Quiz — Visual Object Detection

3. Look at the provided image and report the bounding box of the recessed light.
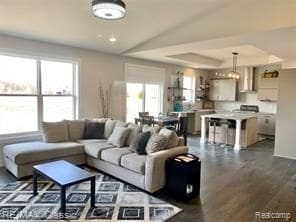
[97,34,103,38]
[109,37,117,42]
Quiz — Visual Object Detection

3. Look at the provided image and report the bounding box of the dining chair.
[176,116,189,146]
[142,115,155,126]
[138,112,149,118]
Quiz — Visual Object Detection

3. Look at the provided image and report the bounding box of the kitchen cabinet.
[258,75,279,101]
[257,114,276,136]
[209,79,237,101]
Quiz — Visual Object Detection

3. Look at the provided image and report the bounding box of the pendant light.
[228,52,240,79]
[92,0,126,20]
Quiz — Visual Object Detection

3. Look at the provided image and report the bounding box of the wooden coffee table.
[32,160,96,215]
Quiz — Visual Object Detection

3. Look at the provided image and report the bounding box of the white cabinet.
[209,79,237,101]
[257,114,276,136]
[258,76,279,101]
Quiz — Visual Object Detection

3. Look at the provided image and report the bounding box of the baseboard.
[273,154,296,161]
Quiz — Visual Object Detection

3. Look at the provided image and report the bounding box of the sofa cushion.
[145,134,168,154]
[84,142,115,159]
[107,127,130,147]
[129,131,151,155]
[83,121,105,139]
[121,153,146,175]
[3,142,84,165]
[68,120,85,141]
[126,123,142,146]
[101,148,131,165]
[42,121,69,143]
[142,125,161,134]
[159,128,179,148]
[104,119,117,139]
[77,139,108,144]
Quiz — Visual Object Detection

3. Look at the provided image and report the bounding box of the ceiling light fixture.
[216,52,240,80]
[109,36,117,42]
[92,0,126,20]
[228,52,240,80]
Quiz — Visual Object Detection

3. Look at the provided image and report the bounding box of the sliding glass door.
[126,82,162,122]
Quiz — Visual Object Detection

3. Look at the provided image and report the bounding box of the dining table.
[134,116,179,127]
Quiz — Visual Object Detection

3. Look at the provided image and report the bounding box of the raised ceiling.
[1,0,296,68]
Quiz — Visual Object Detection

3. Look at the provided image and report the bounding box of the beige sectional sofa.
[3,119,188,193]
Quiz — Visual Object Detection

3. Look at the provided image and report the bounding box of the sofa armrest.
[145,146,188,193]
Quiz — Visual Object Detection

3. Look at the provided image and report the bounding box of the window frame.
[0,52,79,138]
[126,81,163,122]
[183,75,195,103]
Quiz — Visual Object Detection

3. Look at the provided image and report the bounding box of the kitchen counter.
[200,113,258,149]
[201,113,257,121]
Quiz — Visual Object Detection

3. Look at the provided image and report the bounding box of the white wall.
[208,65,279,113]
[274,69,296,160]
[0,34,202,166]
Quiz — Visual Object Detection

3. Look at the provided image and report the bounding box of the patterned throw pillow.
[129,131,151,155]
[145,134,168,154]
[142,125,161,134]
[159,128,179,148]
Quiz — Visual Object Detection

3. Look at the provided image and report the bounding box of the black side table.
[165,153,201,201]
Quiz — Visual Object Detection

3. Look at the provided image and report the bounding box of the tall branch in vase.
[99,82,112,118]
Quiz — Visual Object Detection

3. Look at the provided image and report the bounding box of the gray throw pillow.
[142,124,161,134]
[126,123,143,146]
[129,131,151,155]
[42,121,69,143]
[104,119,117,139]
[159,128,179,148]
[107,126,130,147]
[83,121,105,139]
[68,120,85,141]
[145,134,168,154]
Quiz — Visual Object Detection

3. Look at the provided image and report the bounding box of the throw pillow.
[159,128,179,148]
[42,121,69,143]
[83,121,105,139]
[142,124,161,134]
[104,119,117,139]
[107,126,130,147]
[68,120,86,141]
[129,131,151,155]
[115,121,128,128]
[126,123,143,146]
[145,134,168,154]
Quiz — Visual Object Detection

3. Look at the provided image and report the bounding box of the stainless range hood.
[240,67,256,93]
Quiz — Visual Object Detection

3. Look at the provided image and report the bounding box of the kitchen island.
[200,113,258,149]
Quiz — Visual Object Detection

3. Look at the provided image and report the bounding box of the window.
[183,75,195,102]
[0,53,78,136]
[126,83,162,122]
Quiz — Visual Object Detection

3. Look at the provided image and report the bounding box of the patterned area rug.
[0,168,182,221]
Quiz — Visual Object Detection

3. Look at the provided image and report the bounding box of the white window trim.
[0,51,79,139]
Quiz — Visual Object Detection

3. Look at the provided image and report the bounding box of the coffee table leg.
[60,186,66,215]
[90,177,95,208]
[33,170,38,196]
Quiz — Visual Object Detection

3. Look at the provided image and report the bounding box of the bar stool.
[220,120,233,148]
[208,118,220,144]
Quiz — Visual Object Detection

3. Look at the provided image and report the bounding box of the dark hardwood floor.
[158,137,296,222]
[0,137,295,222]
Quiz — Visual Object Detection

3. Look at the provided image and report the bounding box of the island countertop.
[201,113,257,121]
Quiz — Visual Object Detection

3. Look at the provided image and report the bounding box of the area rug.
[0,168,182,221]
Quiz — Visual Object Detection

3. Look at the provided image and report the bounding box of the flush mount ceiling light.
[92,0,126,20]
